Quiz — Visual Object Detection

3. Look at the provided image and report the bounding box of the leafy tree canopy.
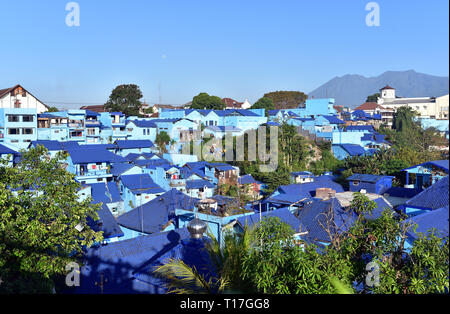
[263,91,307,109]
[0,146,103,293]
[104,84,143,117]
[366,93,380,103]
[47,106,59,112]
[250,97,275,113]
[190,93,225,110]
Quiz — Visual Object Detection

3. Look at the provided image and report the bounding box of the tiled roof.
[354,102,383,111]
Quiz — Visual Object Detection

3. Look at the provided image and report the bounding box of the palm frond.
[153,258,212,294]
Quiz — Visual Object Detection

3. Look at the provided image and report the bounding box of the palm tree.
[152,226,255,294]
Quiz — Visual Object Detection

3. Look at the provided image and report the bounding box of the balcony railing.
[169,179,186,187]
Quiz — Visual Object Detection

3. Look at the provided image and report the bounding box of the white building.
[0,84,48,114]
[377,85,449,119]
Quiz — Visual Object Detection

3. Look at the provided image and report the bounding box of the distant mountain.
[308,70,449,108]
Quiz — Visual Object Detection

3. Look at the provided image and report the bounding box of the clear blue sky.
[0,0,448,109]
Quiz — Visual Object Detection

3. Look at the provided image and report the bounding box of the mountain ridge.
[308,70,449,108]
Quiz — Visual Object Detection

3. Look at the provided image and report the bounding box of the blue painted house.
[66,147,126,184]
[0,108,38,150]
[36,112,69,141]
[402,160,449,189]
[114,140,155,156]
[118,173,165,211]
[347,174,394,195]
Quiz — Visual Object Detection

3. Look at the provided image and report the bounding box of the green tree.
[366,93,380,103]
[104,84,143,117]
[190,93,225,110]
[47,106,59,112]
[155,131,171,153]
[251,97,275,114]
[0,146,103,293]
[263,91,307,109]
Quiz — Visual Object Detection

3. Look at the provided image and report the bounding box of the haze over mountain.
[308,70,449,108]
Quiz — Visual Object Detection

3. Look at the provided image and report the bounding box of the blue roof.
[0,144,18,155]
[120,174,164,193]
[117,189,199,234]
[75,228,215,294]
[130,120,157,128]
[322,115,345,124]
[110,112,125,116]
[347,173,394,183]
[236,207,304,233]
[186,179,214,190]
[402,160,449,173]
[110,162,138,176]
[68,148,126,164]
[340,144,366,157]
[406,206,449,241]
[384,187,423,198]
[238,174,257,185]
[265,176,344,205]
[31,140,65,151]
[265,121,281,126]
[115,140,154,149]
[295,199,354,243]
[405,176,449,210]
[88,183,124,238]
[209,163,235,171]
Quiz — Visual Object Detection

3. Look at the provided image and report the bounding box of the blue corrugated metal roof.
[347,173,394,183]
[68,148,126,164]
[117,189,199,234]
[405,176,449,210]
[120,174,163,192]
[115,140,154,149]
[129,120,157,128]
[340,144,366,157]
[75,228,205,294]
[406,205,449,241]
[186,179,214,189]
[238,174,257,185]
[322,115,345,124]
[110,162,137,176]
[0,144,18,155]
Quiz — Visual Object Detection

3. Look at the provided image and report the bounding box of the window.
[7,115,19,122]
[22,128,34,135]
[7,128,20,135]
[143,129,146,135]
[353,181,360,186]
[22,115,34,122]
